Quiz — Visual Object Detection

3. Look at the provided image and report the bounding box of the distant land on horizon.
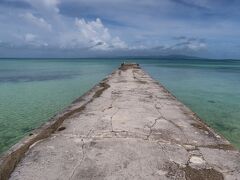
[0,55,239,61]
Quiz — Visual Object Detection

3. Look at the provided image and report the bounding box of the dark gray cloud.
[149,36,207,56]
[170,0,209,10]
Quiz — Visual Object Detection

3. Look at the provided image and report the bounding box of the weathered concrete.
[2,63,240,179]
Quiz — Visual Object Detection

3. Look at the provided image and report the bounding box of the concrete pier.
[1,64,240,180]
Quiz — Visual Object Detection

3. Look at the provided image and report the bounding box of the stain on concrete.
[93,82,110,99]
[199,144,235,151]
[183,166,224,180]
[57,127,66,131]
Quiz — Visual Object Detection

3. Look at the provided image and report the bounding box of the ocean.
[0,58,239,153]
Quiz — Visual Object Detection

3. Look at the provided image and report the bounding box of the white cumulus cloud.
[75,18,127,50]
[60,18,127,50]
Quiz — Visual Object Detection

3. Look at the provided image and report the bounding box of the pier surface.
[3,64,240,179]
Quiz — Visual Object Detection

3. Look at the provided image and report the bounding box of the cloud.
[170,0,209,10]
[25,0,60,13]
[0,0,240,58]
[0,40,13,48]
[132,36,207,52]
[170,36,207,51]
[15,1,127,51]
[0,0,31,8]
[24,33,36,42]
[20,33,48,47]
[146,36,207,57]
[170,41,206,51]
[59,18,127,50]
[20,12,52,31]
[42,0,60,7]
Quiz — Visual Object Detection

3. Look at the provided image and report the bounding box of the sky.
[0,0,240,58]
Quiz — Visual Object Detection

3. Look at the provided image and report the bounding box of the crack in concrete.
[69,128,94,180]
[55,131,149,141]
[69,138,85,180]
[154,103,182,130]
[145,117,162,140]
[110,108,120,132]
[154,103,190,144]
[102,93,119,113]
[157,142,168,160]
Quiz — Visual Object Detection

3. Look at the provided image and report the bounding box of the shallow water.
[0,58,239,153]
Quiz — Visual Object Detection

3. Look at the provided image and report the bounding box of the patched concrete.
[5,63,240,179]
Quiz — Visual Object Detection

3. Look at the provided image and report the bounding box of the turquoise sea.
[0,58,239,153]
